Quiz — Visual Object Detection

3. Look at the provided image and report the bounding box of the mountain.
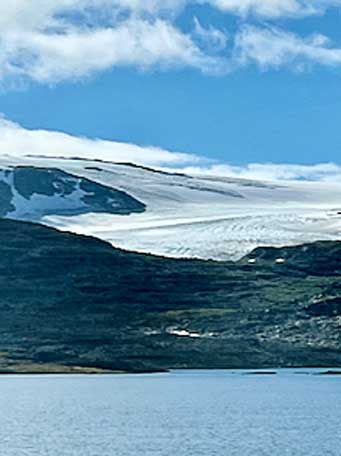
[0,165,145,219]
[0,155,340,260]
[0,218,340,373]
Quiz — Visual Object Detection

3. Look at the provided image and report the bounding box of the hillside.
[0,219,340,373]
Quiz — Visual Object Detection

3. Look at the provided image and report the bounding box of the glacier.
[0,155,340,261]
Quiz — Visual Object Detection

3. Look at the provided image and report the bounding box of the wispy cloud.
[235,25,341,70]
[115,0,341,18]
[207,0,319,18]
[0,116,340,182]
[193,17,228,52]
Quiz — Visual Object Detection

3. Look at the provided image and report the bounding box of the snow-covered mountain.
[0,165,145,219]
[0,155,340,260]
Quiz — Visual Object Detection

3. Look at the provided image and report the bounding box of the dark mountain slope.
[0,219,340,373]
[0,166,145,218]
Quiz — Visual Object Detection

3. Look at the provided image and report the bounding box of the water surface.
[1,369,340,455]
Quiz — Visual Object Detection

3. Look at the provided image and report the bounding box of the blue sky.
[1,1,341,179]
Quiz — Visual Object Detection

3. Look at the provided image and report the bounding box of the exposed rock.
[0,166,146,219]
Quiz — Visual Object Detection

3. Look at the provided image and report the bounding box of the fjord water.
[1,370,340,456]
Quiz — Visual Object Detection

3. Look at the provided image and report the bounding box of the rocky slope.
[0,166,145,219]
[0,219,340,373]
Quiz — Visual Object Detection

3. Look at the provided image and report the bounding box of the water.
[0,369,340,456]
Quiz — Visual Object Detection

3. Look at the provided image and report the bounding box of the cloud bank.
[182,163,341,182]
[1,1,341,85]
[0,116,340,182]
[0,117,200,167]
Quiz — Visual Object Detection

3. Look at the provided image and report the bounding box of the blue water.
[0,369,340,456]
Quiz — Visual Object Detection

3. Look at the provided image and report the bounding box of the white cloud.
[0,117,340,182]
[0,117,202,167]
[15,19,226,83]
[181,162,341,182]
[1,20,226,84]
[0,1,228,85]
[111,0,188,14]
[207,0,314,18]
[2,0,341,86]
[235,25,341,70]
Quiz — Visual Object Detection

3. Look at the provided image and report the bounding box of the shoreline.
[0,363,168,375]
[0,364,341,376]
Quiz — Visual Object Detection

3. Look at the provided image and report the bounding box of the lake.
[0,369,340,455]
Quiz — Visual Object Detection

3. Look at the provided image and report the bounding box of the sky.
[1,1,341,181]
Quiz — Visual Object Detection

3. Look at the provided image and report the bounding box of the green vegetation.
[0,219,340,373]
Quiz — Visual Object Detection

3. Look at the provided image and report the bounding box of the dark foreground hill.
[0,219,340,373]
